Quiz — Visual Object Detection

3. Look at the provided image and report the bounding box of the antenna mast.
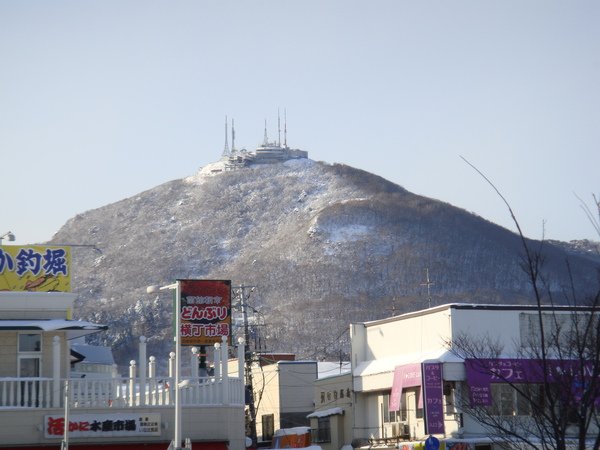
[420,268,435,308]
[277,110,281,147]
[222,116,230,157]
[284,109,288,148]
[231,118,236,152]
[263,120,268,146]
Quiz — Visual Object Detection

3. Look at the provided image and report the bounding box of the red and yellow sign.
[179,279,231,346]
[0,245,71,292]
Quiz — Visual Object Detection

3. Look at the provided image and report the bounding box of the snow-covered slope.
[50,160,600,371]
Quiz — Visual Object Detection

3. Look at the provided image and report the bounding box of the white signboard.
[44,413,161,438]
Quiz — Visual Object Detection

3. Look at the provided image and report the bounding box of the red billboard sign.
[179,279,231,346]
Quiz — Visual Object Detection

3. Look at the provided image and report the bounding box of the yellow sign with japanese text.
[0,245,71,292]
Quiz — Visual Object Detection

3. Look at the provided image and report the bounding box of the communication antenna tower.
[222,116,230,157]
[263,120,268,146]
[231,118,236,152]
[284,109,288,148]
[277,110,281,147]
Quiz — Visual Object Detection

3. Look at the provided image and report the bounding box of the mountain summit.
[50,158,600,370]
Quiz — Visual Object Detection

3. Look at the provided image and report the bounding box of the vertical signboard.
[179,279,231,346]
[422,362,445,435]
[0,245,71,292]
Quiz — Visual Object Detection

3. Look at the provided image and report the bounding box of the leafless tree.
[449,158,600,450]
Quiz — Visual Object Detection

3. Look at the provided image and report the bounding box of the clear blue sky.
[1,1,599,246]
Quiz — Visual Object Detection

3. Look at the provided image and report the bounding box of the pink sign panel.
[389,363,422,411]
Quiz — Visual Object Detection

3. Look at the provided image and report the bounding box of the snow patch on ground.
[328,224,371,243]
[283,158,314,169]
[185,160,228,183]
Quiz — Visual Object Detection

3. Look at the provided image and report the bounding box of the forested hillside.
[50,159,600,372]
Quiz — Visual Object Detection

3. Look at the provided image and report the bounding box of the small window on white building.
[18,333,42,378]
[489,383,541,416]
[19,333,41,352]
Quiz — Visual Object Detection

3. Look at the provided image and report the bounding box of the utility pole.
[420,268,435,308]
[233,284,258,447]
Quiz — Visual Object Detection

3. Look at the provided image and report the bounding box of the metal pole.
[174,280,182,450]
[61,380,69,450]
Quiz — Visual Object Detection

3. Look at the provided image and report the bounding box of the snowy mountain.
[50,159,600,372]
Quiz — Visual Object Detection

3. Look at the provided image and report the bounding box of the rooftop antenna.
[284,109,288,148]
[222,116,230,157]
[420,268,435,308]
[231,118,236,152]
[277,109,281,147]
[263,119,268,146]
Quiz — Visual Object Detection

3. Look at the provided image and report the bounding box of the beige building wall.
[311,372,353,450]
[252,361,317,444]
[253,362,281,443]
[0,331,70,378]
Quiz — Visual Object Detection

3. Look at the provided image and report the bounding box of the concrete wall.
[278,362,317,414]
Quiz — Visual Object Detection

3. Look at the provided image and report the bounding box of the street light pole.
[147,281,181,450]
[0,231,15,245]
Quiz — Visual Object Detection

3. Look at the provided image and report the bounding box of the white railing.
[0,377,55,408]
[0,376,244,410]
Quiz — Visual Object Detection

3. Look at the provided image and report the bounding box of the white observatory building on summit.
[221,113,308,169]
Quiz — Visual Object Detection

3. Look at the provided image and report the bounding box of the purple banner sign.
[423,362,445,435]
[465,358,598,407]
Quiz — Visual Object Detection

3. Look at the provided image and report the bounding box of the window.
[17,333,42,407]
[383,392,410,423]
[489,383,542,416]
[261,414,274,441]
[19,334,41,352]
[311,417,331,443]
[18,333,41,378]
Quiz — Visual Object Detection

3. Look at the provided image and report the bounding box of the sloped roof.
[307,407,344,419]
[70,343,115,365]
[0,319,107,339]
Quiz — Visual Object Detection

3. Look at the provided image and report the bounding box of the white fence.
[0,376,244,409]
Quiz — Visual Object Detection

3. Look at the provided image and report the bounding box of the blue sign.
[425,435,440,450]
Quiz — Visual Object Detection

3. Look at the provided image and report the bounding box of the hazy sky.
[1,1,598,246]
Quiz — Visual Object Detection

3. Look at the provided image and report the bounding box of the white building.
[349,303,599,450]
[0,288,246,450]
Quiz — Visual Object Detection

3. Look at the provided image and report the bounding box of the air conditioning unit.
[391,422,410,439]
[402,423,410,439]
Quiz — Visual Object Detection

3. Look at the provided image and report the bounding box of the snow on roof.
[70,343,115,365]
[307,407,344,419]
[0,319,107,340]
[273,427,310,437]
[317,361,351,379]
[354,348,463,377]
